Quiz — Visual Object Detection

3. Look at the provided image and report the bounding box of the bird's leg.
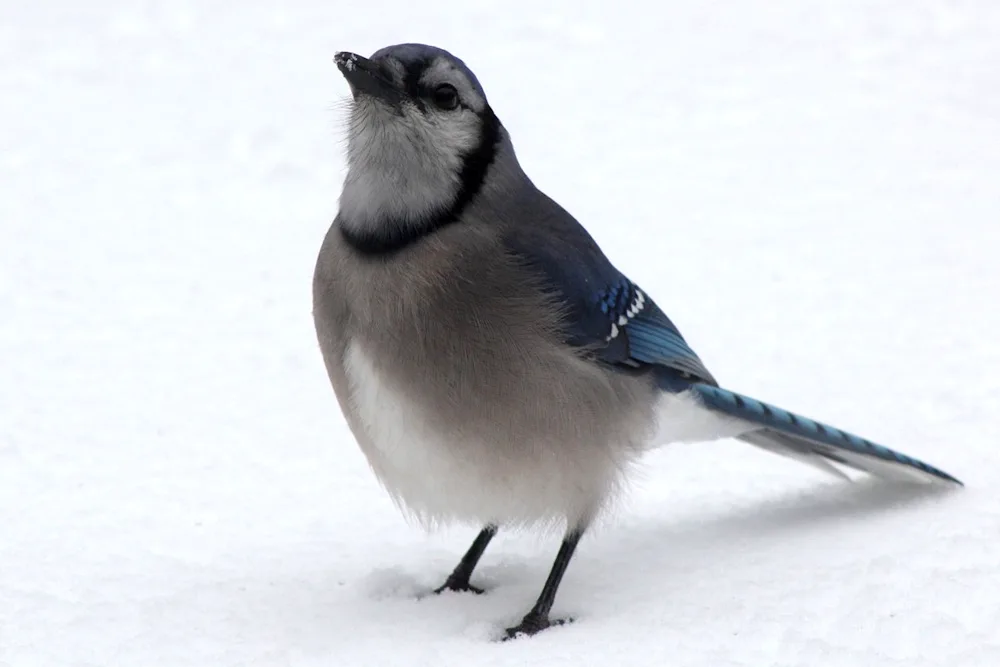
[503,528,583,640]
[434,524,497,594]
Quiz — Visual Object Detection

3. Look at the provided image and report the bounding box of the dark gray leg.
[435,524,497,594]
[503,528,583,639]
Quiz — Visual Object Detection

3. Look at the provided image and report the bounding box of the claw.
[434,580,486,595]
[502,614,573,640]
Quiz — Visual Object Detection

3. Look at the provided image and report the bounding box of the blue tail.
[691,384,962,485]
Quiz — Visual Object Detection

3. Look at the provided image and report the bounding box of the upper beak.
[334,51,404,105]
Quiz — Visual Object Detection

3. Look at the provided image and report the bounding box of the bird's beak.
[334,51,404,105]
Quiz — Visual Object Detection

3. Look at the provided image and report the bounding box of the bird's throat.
[339,107,502,257]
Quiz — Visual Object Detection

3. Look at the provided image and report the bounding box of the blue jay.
[313,43,961,639]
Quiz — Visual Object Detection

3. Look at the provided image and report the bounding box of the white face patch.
[337,56,487,240]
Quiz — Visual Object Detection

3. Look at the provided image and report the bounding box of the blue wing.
[503,196,716,387]
[500,192,962,486]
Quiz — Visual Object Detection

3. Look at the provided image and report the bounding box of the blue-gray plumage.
[313,43,962,641]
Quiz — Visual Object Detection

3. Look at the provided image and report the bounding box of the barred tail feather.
[691,384,962,486]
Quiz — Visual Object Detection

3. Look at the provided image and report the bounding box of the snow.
[2,1,999,664]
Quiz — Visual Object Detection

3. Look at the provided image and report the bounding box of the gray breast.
[314,222,659,527]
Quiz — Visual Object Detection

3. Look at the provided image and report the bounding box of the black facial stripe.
[451,104,500,219]
[400,59,463,112]
[402,66,424,99]
[341,105,502,257]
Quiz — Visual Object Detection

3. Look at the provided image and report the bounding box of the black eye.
[431,83,459,110]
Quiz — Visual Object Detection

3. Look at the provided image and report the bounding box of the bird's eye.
[431,84,459,110]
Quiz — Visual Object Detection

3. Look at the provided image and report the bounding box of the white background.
[2,1,998,665]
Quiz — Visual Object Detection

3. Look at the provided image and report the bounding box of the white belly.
[341,340,623,528]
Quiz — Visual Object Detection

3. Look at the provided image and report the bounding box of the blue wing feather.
[497,191,962,485]
[502,196,716,385]
[497,190,962,486]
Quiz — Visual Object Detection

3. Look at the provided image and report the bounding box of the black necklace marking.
[340,106,502,257]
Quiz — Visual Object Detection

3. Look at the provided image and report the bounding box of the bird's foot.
[502,613,573,640]
[434,577,486,595]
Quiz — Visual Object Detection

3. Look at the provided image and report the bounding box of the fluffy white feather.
[342,340,628,529]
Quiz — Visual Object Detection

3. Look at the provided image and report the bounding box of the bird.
[312,43,962,640]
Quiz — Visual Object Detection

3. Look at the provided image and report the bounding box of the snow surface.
[3,1,1000,665]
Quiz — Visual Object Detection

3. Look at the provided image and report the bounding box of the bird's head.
[333,44,517,253]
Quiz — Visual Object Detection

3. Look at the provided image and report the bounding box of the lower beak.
[334,51,404,105]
